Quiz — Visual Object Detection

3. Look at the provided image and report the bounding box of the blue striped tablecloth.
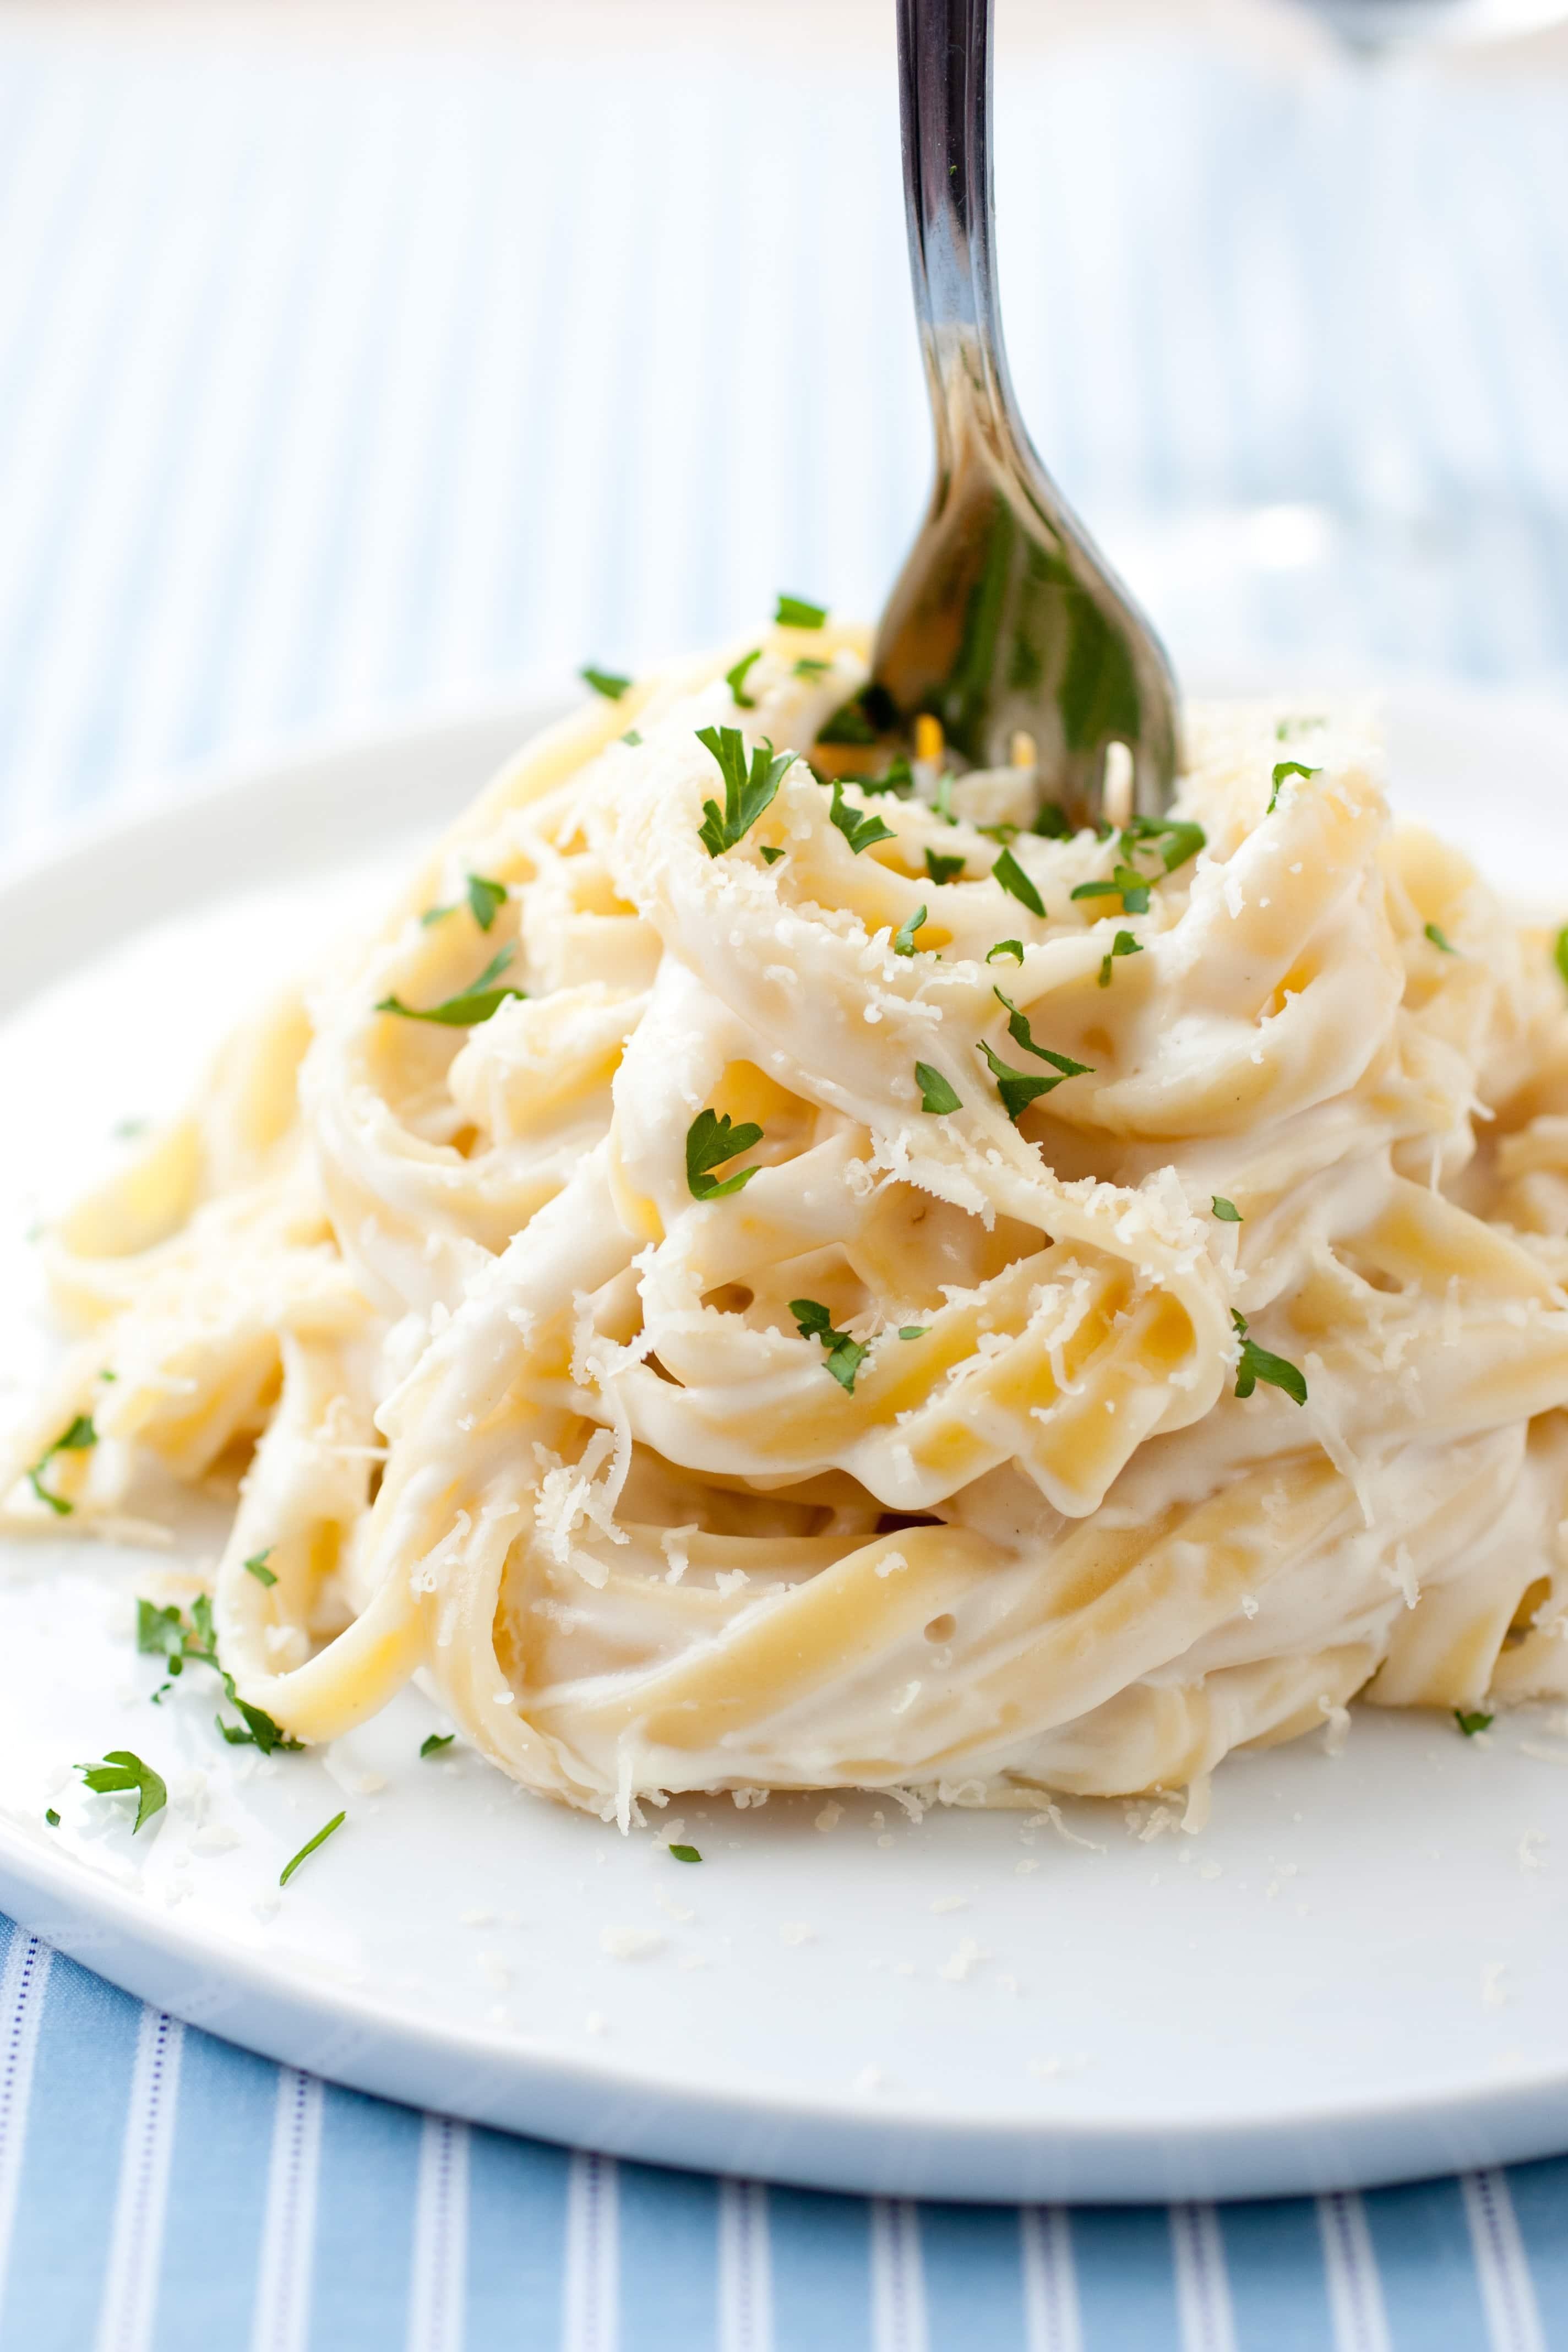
[3,13,1568,2346]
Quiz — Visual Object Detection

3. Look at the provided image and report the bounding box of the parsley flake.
[775,594,827,629]
[668,1843,703,1863]
[137,1593,302,1752]
[376,945,526,1027]
[420,903,455,927]
[992,990,1093,1084]
[1212,1197,1242,1222]
[1098,929,1144,987]
[726,648,763,707]
[244,1551,278,1587]
[914,1061,962,1115]
[760,845,785,864]
[45,1809,59,1827]
[986,939,1024,965]
[991,847,1045,918]
[816,696,878,746]
[621,728,643,746]
[892,903,928,956]
[829,781,896,856]
[1453,1708,1493,1738]
[794,657,830,679]
[898,1325,928,1340]
[420,1732,454,1758]
[279,1810,346,1887]
[925,847,965,886]
[932,774,958,826]
[1268,760,1319,815]
[977,1042,1055,1123]
[1032,802,1072,839]
[1119,814,1205,875]
[77,1750,166,1833]
[686,1108,765,1200]
[790,1299,868,1394]
[26,1413,96,1516]
[695,725,795,857]
[861,752,914,798]
[466,874,507,931]
[1231,1310,1307,1406]
[1072,865,1150,916]
[1425,922,1457,954]
[581,665,630,700]
[977,822,1019,845]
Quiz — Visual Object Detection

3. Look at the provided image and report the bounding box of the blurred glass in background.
[0,0,1565,850]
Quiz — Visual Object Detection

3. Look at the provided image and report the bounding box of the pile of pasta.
[11,618,1568,1822]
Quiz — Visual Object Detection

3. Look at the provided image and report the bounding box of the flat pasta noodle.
[10,623,1568,1823]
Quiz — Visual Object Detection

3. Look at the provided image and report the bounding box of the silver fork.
[871,0,1180,825]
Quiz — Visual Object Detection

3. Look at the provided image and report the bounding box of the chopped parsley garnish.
[466,874,507,931]
[898,1325,928,1340]
[1032,802,1072,839]
[925,847,965,886]
[581,665,630,700]
[986,939,1023,964]
[1276,715,1324,741]
[26,1414,96,1516]
[991,847,1045,918]
[1098,929,1143,988]
[760,845,785,865]
[1119,814,1205,876]
[829,781,896,856]
[695,725,795,857]
[932,772,957,825]
[726,648,763,707]
[420,903,455,927]
[376,945,525,1027]
[794,657,830,679]
[1425,922,1457,954]
[977,822,1019,845]
[244,1551,278,1587]
[914,1061,962,1114]
[892,904,928,956]
[978,1005,1093,1123]
[861,753,914,798]
[775,594,827,629]
[790,1299,868,1393]
[668,1843,703,1863]
[1072,865,1150,916]
[45,1809,59,1827]
[1212,1197,1242,1222]
[137,1593,302,1752]
[77,1750,166,1833]
[279,1810,346,1887]
[1231,1310,1307,1406]
[621,728,643,746]
[1268,760,1319,815]
[420,1732,454,1758]
[992,990,1093,1083]
[978,1042,1059,1124]
[686,1108,765,1200]
[816,696,878,746]
[1453,1708,1493,1738]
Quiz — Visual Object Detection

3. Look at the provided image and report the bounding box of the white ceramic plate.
[4,683,1568,2206]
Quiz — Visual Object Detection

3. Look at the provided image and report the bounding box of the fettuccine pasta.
[11,618,1568,1822]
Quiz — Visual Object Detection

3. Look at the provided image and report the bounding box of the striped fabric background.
[4,9,1568,2344]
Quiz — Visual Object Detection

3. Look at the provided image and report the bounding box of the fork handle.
[896,0,1017,453]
